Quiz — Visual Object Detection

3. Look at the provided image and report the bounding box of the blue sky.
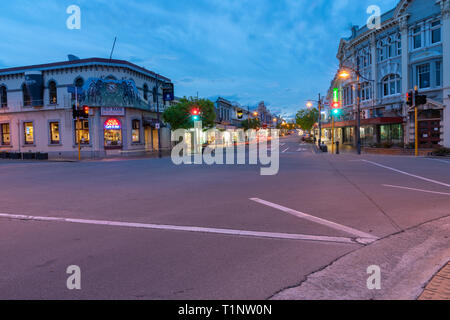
[0,0,399,119]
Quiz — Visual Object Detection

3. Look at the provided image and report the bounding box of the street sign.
[155,123,160,130]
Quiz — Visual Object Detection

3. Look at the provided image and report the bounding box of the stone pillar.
[440,0,450,148]
[370,34,378,104]
[399,15,411,144]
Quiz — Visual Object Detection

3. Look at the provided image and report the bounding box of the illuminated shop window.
[49,122,60,144]
[75,119,90,145]
[1,123,10,145]
[132,119,141,143]
[24,122,34,144]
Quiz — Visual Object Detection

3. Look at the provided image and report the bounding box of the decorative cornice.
[437,0,450,18]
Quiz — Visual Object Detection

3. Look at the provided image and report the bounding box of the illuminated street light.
[306,101,313,108]
[338,70,350,79]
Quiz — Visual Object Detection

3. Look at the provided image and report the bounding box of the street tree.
[162,97,216,130]
[295,108,319,132]
[241,118,261,130]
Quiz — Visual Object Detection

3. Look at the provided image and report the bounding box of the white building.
[0,57,173,159]
[324,0,450,149]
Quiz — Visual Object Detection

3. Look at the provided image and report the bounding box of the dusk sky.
[0,0,399,119]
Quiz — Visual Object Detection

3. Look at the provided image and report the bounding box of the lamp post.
[305,95,323,147]
[338,58,374,155]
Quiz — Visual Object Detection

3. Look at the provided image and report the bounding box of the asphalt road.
[0,135,449,299]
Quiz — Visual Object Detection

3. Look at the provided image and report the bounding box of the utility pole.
[356,57,361,155]
[414,86,418,157]
[331,115,335,154]
[318,93,322,147]
[155,74,162,159]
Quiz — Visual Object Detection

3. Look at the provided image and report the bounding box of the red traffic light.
[332,102,340,109]
[83,106,89,113]
[406,92,413,106]
[190,107,200,116]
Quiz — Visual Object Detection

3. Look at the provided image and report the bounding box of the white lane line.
[249,198,378,240]
[361,160,450,188]
[0,213,364,245]
[280,143,286,146]
[428,158,450,164]
[382,184,450,196]
[297,148,307,152]
[282,148,289,153]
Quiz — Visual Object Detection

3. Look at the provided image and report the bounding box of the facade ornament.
[438,0,450,19]
[398,15,409,32]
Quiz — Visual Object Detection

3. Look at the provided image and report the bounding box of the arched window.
[382,74,401,97]
[22,83,31,106]
[0,86,7,108]
[106,75,117,80]
[143,84,149,101]
[49,81,57,104]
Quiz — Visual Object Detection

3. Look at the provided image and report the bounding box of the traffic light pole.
[155,74,162,159]
[414,86,418,157]
[76,87,81,161]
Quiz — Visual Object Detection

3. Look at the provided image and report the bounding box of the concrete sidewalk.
[271,215,450,300]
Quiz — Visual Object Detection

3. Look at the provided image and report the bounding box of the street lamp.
[306,101,313,109]
[336,59,374,155]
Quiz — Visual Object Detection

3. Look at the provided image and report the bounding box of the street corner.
[271,215,450,300]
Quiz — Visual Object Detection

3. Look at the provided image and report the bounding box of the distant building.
[0,57,173,159]
[323,0,449,149]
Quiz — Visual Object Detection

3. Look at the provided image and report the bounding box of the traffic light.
[406,91,414,106]
[82,105,90,118]
[415,94,427,106]
[237,110,243,119]
[72,104,90,119]
[190,107,201,121]
[332,102,340,109]
[332,108,341,116]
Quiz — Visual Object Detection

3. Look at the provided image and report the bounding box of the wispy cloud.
[0,0,398,118]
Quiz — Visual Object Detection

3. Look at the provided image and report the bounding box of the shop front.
[103,118,123,149]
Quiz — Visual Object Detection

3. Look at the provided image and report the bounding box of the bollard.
[336,141,340,154]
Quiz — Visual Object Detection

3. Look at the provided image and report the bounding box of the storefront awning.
[321,117,404,129]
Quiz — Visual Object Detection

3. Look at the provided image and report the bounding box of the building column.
[399,15,411,145]
[440,0,450,148]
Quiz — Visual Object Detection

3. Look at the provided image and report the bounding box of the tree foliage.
[241,118,261,130]
[295,108,319,132]
[162,97,216,130]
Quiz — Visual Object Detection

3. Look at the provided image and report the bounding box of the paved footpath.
[272,215,450,300]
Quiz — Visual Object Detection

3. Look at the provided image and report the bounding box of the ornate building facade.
[324,0,450,149]
[0,57,173,159]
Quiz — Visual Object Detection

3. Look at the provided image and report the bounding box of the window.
[436,62,441,87]
[24,122,34,145]
[413,27,422,49]
[431,20,441,44]
[49,81,57,105]
[417,64,430,89]
[0,86,7,108]
[22,84,31,106]
[397,33,402,56]
[75,119,90,145]
[143,84,149,101]
[361,82,372,101]
[382,75,401,97]
[132,119,141,143]
[1,123,10,145]
[49,122,60,145]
